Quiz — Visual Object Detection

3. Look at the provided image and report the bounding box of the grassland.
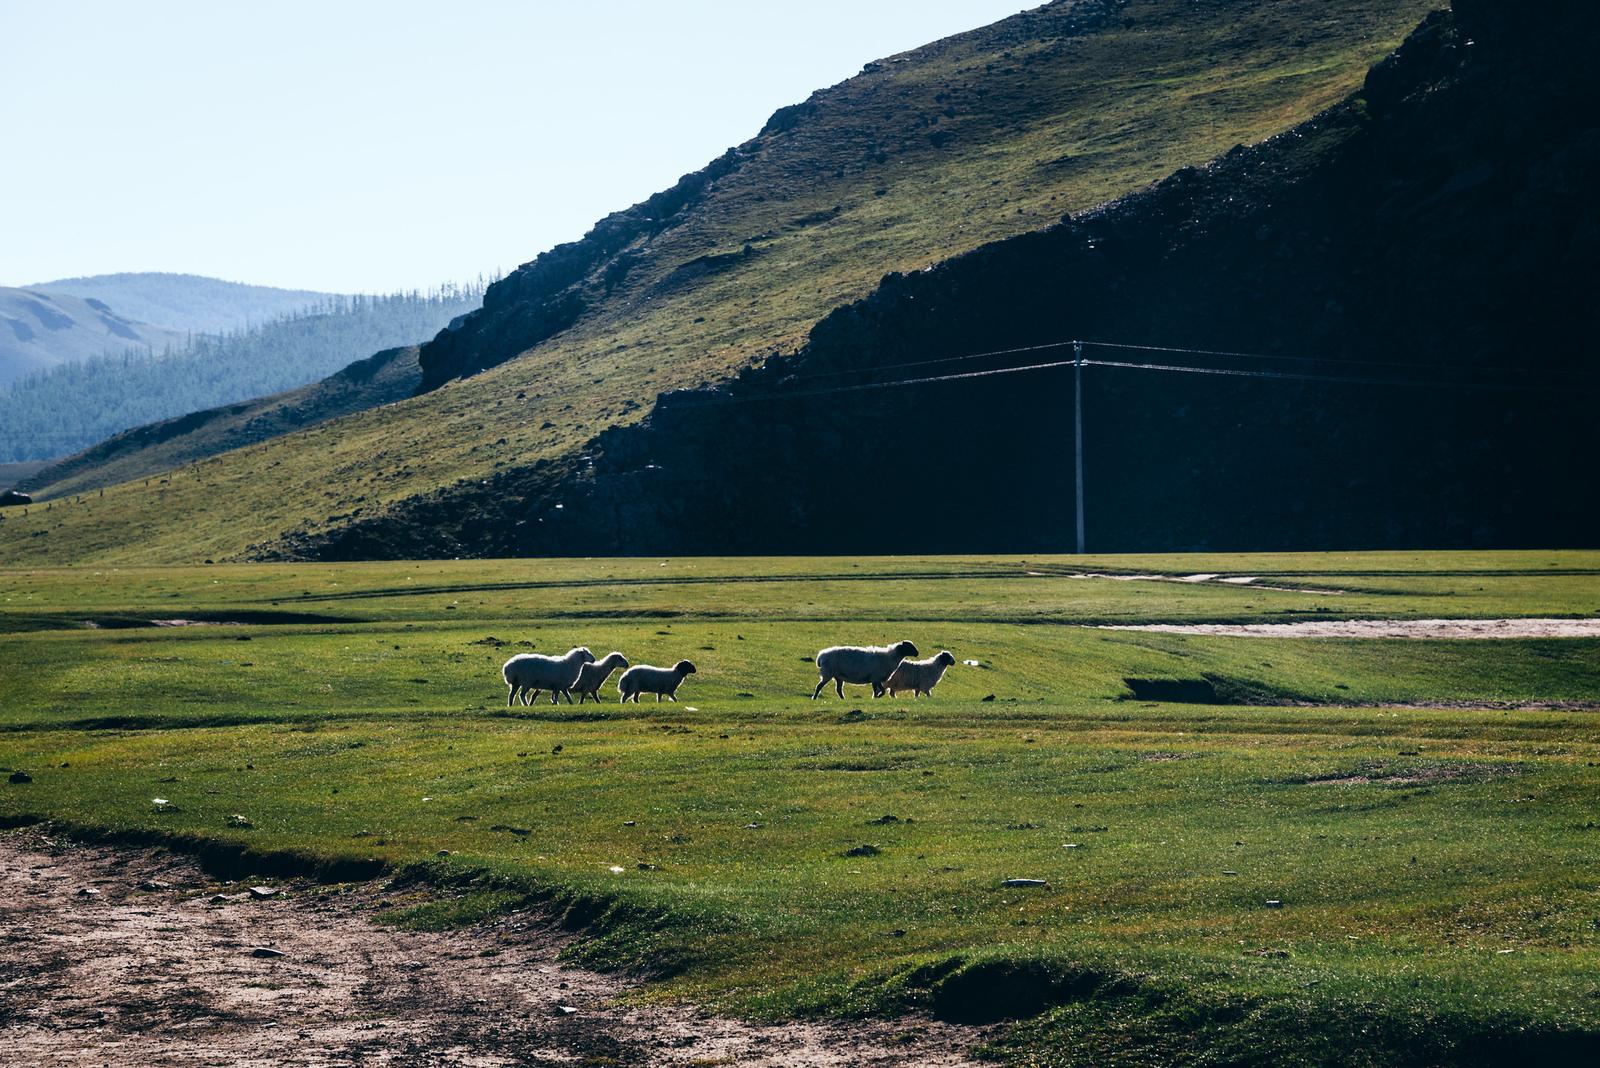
[3,550,1597,1064]
[0,0,1443,566]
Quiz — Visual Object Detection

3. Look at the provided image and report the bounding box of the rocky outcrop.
[272,0,1600,560]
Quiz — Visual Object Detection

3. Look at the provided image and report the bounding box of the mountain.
[28,273,336,335]
[0,286,185,388]
[0,0,1443,564]
[277,0,1598,559]
[3,287,483,468]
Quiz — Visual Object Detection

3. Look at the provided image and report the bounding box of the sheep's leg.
[666,691,676,702]
[507,683,517,708]
[812,677,829,700]
[561,688,573,704]
[835,678,845,698]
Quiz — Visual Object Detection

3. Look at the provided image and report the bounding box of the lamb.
[501,646,595,706]
[811,640,919,699]
[885,650,957,698]
[618,660,696,703]
[572,651,629,704]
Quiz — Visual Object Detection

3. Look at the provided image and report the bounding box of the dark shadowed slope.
[279,0,1599,560]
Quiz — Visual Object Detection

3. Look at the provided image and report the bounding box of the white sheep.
[618,659,697,703]
[572,651,629,704]
[885,650,957,698]
[502,647,595,706]
[811,640,919,699]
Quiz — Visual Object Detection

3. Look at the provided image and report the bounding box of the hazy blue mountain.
[0,286,185,388]
[29,272,337,335]
[2,285,484,465]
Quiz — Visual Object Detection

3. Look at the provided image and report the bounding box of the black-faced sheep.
[618,660,696,703]
[502,646,595,706]
[573,651,629,704]
[885,650,957,698]
[811,640,919,699]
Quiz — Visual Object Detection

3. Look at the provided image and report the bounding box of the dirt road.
[0,829,980,1067]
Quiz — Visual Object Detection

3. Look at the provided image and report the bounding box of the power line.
[1080,358,1585,393]
[780,340,1077,381]
[1082,339,1599,378]
[772,336,1598,387]
[675,355,1085,409]
[678,344,1589,410]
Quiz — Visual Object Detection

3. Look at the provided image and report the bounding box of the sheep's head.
[675,659,697,675]
[890,640,920,659]
[935,650,956,667]
[569,646,596,664]
[604,652,630,669]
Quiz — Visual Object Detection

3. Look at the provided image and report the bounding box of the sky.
[2,1,1031,295]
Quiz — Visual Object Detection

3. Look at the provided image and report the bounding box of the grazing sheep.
[885,650,957,698]
[573,651,629,704]
[811,640,919,699]
[618,660,697,703]
[502,647,595,706]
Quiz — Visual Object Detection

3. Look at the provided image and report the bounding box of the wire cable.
[1081,358,1585,393]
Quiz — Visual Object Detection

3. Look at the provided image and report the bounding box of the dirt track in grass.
[0,829,981,1067]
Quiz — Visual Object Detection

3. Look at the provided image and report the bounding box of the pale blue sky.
[2,1,1029,294]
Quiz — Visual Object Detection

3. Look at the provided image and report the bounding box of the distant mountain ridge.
[28,273,338,335]
[5,285,484,469]
[0,286,184,388]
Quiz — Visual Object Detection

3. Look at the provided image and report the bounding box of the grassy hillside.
[3,551,1597,1065]
[0,0,1442,564]
[30,272,335,335]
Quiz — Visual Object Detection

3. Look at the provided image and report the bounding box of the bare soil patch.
[0,828,980,1067]
[1044,571,1348,595]
[1098,618,1600,639]
[1299,760,1519,787]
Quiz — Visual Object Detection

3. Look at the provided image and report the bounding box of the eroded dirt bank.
[0,829,980,1067]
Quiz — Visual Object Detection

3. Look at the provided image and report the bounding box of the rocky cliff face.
[276,0,1599,560]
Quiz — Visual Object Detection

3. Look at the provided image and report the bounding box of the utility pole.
[1074,340,1086,554]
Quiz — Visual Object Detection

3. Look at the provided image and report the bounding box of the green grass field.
[4,551,1598,1065]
